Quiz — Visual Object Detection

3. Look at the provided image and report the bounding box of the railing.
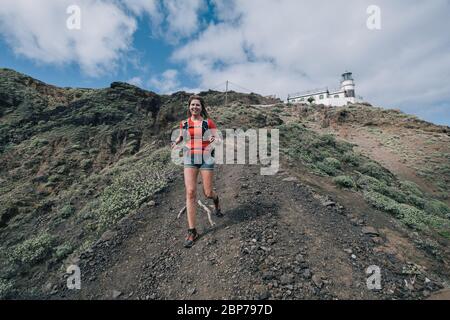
[288,87,329,98]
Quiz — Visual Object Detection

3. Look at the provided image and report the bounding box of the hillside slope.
[0,68,449,299]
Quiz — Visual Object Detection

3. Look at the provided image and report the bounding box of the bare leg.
[201,169,220,210]
[184,167,199,229]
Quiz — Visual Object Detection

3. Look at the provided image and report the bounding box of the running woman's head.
[188,95,209,119]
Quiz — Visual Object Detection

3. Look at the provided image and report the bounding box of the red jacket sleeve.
[207,119,217,129]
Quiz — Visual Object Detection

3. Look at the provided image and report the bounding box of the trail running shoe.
[184,228,199,248]
[214,196,223,217]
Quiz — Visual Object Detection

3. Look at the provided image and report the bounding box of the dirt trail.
[54,162,449,300]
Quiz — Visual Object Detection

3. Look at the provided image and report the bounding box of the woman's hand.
[208,136,216,143]
[172,136,182,149]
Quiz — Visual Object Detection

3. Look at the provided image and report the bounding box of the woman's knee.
[186,188,197,200]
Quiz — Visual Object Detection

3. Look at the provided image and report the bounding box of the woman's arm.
[171,123,184,148]
[207,119,221,144]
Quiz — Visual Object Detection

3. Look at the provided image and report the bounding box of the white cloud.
[164,0,206,42]
[149,69,180,93]
[122,0,206,43]
[0,0,137,76]
[171,0,450,124]
[126,76,143,87]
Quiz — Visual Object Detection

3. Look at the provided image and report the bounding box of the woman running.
[172,95,222,248]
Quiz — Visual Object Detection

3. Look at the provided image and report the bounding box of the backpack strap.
[201,119,209,135]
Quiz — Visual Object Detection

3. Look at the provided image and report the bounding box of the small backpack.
[181,118,215,156]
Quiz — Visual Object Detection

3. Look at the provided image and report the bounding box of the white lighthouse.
[341,72,355,99]
[287,72,358,106]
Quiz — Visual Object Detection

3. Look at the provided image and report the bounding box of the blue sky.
[0,0,449,126]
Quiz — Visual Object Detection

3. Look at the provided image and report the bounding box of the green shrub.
[425,200,450,217]
[438,230,450,239]
[363,191,401,215]
[333,176,356,189]
[364,191,449,232]
[405,194,426,209]
[319,134,336,147]
[396,204,428,230]
[399,180,424,197]
[316,162,337,176]
[316,157,341,176]
[324,157,341,168]
[95,148,177,231]
[80,159,93,170]
[359,162,392,182]
[54,243,74,261]
[342,151,360,166]
[60,204,75,218]
[373,184,408,204]
[356,174,384,190]
[10,233,55,266]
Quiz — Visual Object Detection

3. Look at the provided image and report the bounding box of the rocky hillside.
[0,68,449,299]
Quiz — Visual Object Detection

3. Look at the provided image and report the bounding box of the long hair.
[187,95,209,119]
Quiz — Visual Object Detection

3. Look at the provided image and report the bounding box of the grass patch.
[9,233,55,266]
[94,147,177,232]
[364,191,449,232]
[54,243,74,261]
[425,200,450,218]
[359,161,393,182]
[333,175,356,189]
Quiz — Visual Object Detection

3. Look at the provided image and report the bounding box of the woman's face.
[189,99,202,116]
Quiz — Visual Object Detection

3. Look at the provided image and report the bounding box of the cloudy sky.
[0,0,449,125]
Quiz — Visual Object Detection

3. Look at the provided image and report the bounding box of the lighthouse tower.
[340,72,355,98]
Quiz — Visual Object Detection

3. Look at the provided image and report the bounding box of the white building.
[287,72,358,107]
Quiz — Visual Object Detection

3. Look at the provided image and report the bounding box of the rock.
[282,176,298,182]
[303,269,312,279]
[188,287,197,295]
[148,200,156,207]
[351,254,357,260]
[280,273,295,285]
[258,291,270,300]
[344,248,353,254]
[112,290,122,299]
[312,275,323,288]
[362,226,379,236]
[295,254,305,263]
[100,230,117,242]
[371,237,383,244]
[254,284,269,300]
[262,271,275,280]
[44,283,53,292]
[323,201,336,207]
